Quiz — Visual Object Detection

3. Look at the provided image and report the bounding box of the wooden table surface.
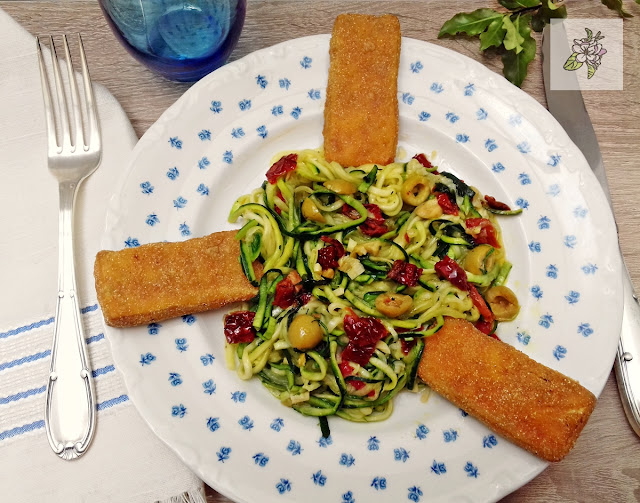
[3,0,639,501]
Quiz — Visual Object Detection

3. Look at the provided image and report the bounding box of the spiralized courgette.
[224,148,520,429]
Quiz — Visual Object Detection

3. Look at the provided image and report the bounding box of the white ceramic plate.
[102,35,622,503]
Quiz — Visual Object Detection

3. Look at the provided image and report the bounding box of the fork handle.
[45,181,96,460]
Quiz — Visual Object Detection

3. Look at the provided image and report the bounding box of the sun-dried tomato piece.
[343,204,387,231]
[474,318,496,337]
[358,203,388,236]
[341,313,388,366]
[341,204,361,220]
[265,153,298,184]
[341,344,376,367]
[273,278,297,309]
[413,153,432,169]
[466,218,500,248]
[273,271,309,309]
[344,313,387,347]
[298,292,312,305]
[435,192,459,215]
[484,195,511,211]
[223,311,256,343]
[434,256,468,291]
[468,284,493,322]
[400,338,418,355]
[349,379,367,390]
[339,360,354,377]
[364,204,385,221]
[359,219,388,237]
[274,189,286,216]
[320,236,345,250]
[434,259,496,335]
[468,284,497,336]
[317,236,345,269]
[344,378,376,397]
[387,260,423,287]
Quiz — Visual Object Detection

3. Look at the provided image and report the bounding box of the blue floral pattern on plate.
[101,35,622,503]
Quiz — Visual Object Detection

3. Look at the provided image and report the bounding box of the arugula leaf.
[499,0,541,9]
[433,183,457,203]
[440,172,476,199]
[480,16,508,49]
[503,15,526,53]
[502,14,536,87]
[601,0,633,17]
[439,8,504,37]
[531,0,568,32]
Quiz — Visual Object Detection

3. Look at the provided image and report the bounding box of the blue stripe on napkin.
[0,333,105,374]
[0,317,54,340]
[0,350,51,372]
[86,333,105,344]
[0,391,132,442]
[97,394,129,411]
[91,364,115,378]
[0,385,47,405]
[0,304,98,340]
[0,420,45,441]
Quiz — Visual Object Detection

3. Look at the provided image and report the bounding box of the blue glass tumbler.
[98,0,246,82]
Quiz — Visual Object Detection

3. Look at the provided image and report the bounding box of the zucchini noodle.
[224,148,521,432]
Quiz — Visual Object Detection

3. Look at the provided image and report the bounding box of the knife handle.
[614,265,640,437]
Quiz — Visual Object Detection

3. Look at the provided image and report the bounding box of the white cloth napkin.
[0,7,205,502]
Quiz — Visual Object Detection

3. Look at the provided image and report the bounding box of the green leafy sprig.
[601,0,637,18]
[438,0,635,87]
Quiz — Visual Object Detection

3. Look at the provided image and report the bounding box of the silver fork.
[37,34,100,460]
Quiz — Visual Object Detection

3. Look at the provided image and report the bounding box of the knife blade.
[542,23,640,437]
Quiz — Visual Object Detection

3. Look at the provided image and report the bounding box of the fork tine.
[61,34,83,151]
[37,36,58,153]
[49,35,72,151]
[77,34,100,151]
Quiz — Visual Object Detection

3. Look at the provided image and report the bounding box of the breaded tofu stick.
[94,231,261,327]
[418,317,596,462]
[323,14,401,167]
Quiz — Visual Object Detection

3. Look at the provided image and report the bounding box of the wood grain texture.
[3,1,638,501]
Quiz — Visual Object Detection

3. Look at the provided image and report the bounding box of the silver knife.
[542,24,640,436]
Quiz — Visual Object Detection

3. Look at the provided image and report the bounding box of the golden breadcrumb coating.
[418,317,596,462]
[323,13,401,167]
[94,231,261,327]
